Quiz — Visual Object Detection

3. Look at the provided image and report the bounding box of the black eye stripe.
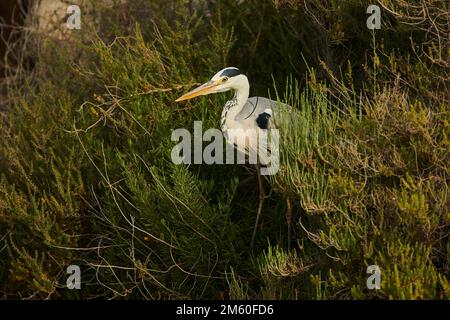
[220,68,241,78]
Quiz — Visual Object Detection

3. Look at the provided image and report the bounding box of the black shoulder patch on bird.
[256,111,271,129]
[220,68,241,78]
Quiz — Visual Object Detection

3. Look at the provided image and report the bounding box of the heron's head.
[175,67,248,102]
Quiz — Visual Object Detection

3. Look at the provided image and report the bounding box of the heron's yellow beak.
[175,80,219,102]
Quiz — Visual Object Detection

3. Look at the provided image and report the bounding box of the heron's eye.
[222,77,229,83]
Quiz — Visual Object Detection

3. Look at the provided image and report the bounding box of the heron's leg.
[286,197,292,250]
[251,163,265,250]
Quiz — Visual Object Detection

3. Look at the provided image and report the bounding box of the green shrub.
[0,0,448,299]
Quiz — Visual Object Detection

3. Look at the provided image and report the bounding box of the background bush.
[0,0,448,299]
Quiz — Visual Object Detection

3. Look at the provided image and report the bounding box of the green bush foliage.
[0,0,448,299]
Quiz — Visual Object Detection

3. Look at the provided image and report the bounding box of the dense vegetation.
[0,0,449,299]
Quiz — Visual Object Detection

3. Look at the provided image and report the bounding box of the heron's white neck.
[234,76,250,107]
[221,75,249,132]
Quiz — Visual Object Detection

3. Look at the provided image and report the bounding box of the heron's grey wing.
[234,97,292,166]
[235,97,292,130]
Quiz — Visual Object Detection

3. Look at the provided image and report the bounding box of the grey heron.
[175,67,292,249]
